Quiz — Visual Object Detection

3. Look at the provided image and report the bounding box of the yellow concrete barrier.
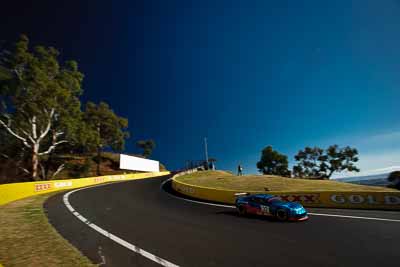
[172,176,400,210]
[0,171,170,206]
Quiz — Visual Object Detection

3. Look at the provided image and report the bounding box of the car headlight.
[294,208,305,214]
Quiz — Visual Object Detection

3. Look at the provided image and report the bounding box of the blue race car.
[235,193,309,221]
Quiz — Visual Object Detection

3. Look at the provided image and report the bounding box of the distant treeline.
[256,145,359,179]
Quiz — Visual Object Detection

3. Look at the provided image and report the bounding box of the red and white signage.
[35,183,52,192]
[277,194,320,204]
[94,177,105,183]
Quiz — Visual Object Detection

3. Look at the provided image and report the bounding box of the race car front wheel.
[238,205,247,216]
[276,209,288,221]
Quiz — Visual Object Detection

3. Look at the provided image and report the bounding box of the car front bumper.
[289,215,309,221]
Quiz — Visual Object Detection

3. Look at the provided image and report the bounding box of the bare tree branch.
[1,103,68,180]
[0,118,31,148]
[38,108,54,141]
[18,166,30,174]
[38,140,67,156]
[13,68,22,80]
[21,129,35,143]
[52,163,65,179]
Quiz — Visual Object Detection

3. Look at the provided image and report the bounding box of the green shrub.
[66,159,92,178]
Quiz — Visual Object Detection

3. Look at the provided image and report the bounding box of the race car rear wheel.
[276,209,288,221]
[238,205,247,216]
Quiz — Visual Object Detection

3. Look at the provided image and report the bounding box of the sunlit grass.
[0,193,95,267]
[176,171,397,192]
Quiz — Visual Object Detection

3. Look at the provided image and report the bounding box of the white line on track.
[307,212,400,222]
[162,179,400,223]
[63,183,180,267]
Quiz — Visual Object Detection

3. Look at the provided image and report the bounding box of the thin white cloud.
[358,130,400,146]
[333,150,400,178]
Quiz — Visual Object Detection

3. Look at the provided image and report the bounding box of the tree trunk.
[32,144,39,181]
[43,129,57,179]
[96,123,101,176]
[326,169,334,179]
[96,146,101,176]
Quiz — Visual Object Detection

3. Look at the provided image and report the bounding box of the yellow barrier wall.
[172,176,400,210]
[0,171,170,206]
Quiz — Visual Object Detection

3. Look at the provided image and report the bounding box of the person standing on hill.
[237,164,243,176]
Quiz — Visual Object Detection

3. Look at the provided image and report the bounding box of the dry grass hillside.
[0,152,167,184]
[175,171,397,192]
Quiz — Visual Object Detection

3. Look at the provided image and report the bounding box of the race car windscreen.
[267,197,282,204]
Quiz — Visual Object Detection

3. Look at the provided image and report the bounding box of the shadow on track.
[215,210,308,223]
[161,179,231,206]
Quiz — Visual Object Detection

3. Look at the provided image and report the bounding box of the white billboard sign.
[119,154,160,172]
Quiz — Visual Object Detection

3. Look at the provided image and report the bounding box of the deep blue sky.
[1,0,400,175]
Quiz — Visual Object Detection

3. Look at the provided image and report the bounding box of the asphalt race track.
[45,175,400,267]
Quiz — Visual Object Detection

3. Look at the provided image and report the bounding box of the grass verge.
[176,171,398,192]
[0,193,96,267]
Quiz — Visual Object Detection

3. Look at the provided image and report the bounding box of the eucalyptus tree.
[0,35,84,180]
[136,139,156,158]
[84,101,129,175]
[256,146,290,176]
[293,145,359,179]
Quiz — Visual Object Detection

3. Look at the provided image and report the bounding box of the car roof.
[251,194,275,199]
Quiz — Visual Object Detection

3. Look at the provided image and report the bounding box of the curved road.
[45,175,400,267]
